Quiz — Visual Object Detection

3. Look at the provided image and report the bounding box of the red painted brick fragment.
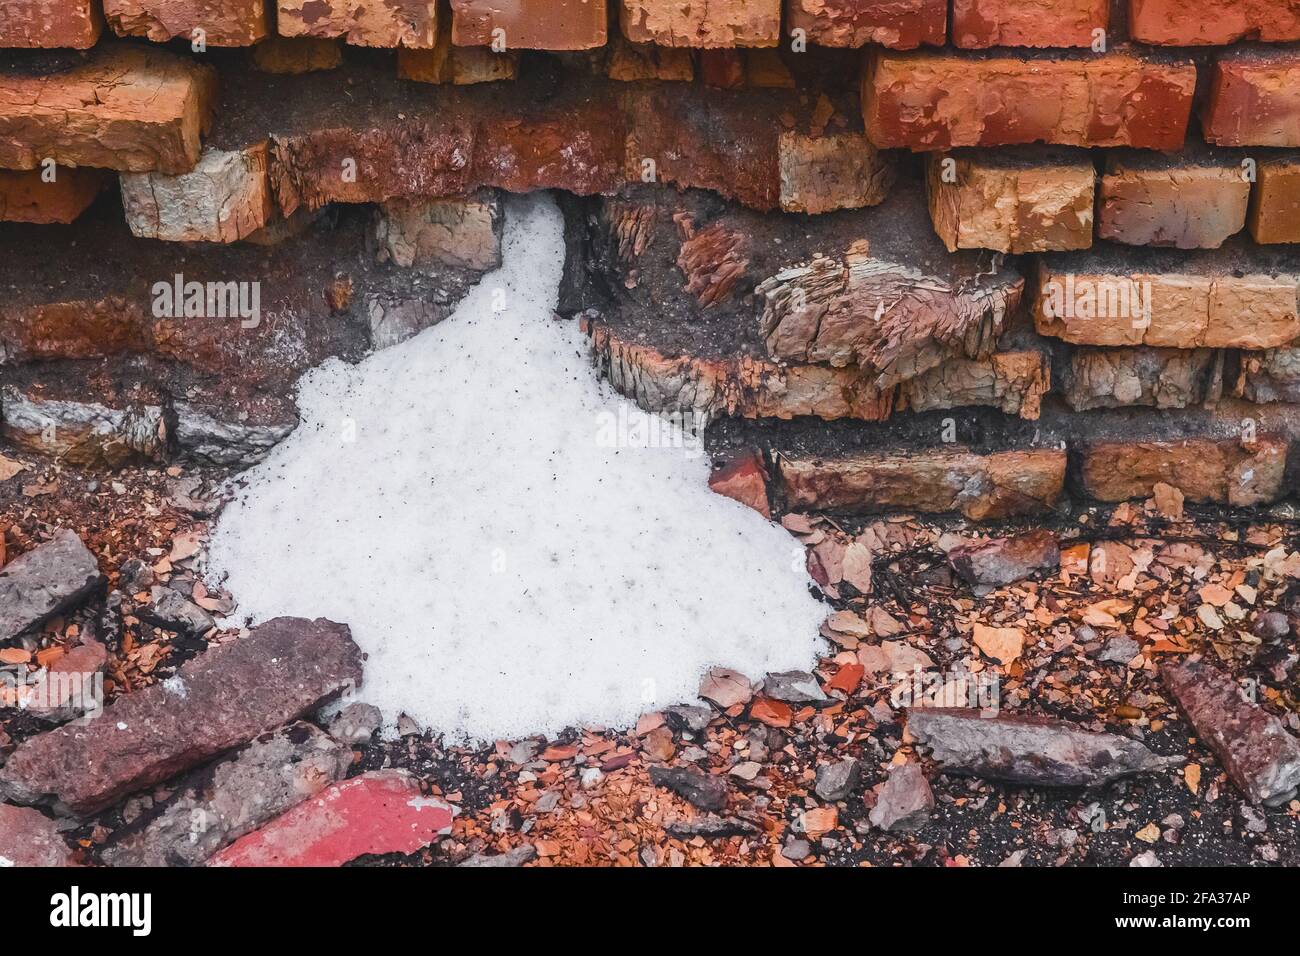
[709,451,770,518]
[1130,0,1300,45]
[209,771,455,866]
[952,0,1108,48]
[863,51,1196,151]
[785,0,946,50]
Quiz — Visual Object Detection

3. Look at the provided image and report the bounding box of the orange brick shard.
[0,167,108,223]
[1204,50,1300,147]
[451,0,607,50]
[785,0,946,50]
[0,1,103,48]
[952,0,1108,48]
[863,51,1196,151]
[1130,0,1300,45]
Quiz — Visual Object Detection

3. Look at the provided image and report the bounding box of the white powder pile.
[206,194,826,742]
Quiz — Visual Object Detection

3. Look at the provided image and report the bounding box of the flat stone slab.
[0,617,363,816]
[0,529,102,644]
[908,708,1179,787]
[1163,657,1300,805]
[208,770,455,866]
[102,722,351,866]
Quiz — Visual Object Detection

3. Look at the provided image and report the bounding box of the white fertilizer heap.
[207,194,826,742]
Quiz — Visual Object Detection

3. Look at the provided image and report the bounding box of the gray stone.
[0,386,165,467]
[0,617,363,816]
[328,702,382,745]
[374,191,504,272]
[1099,636,1140,664]
[118,559,154,594]
[102,722,351,866]
[142,586,215,637]
[0,530,103,644]
[663,704,712,734]
[907,708,1178,788]
[664,815,758,840]
[365,294,454,351]
[947,530,1059,590]
[0,803,74,867]
[1163,658,1300,805]
[172,401,296,468]
[868,762,933,832]
[1254,611,1290,640]
[458,844,537,867]
[761,670,828,705]
[648,766,729,812]
[814,758,861,802]
[781,838,811,860]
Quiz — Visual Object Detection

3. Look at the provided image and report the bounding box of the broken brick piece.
[620,0,781,47]
[0,804,74,866]
[1204,48,1300,147]
[0,617,363,815]
[1062,347,1223,411]
[779,131,894,214]
[209,770,454,866]
[1163,657,1300,805]
[709,451,770,518]
[451,0,607,50]
[120,143,274,243]
[0,45,216,174]
[1081,437,1287,506]
[0,0,103,48]
[277,0,438,47]
[1248,155,1300,244]
[777,447,1066,521]
[0,167,108,224]
[897,352,1049,420]
[926,148,1094,253]
[952,0,1108,48]
[1130,0,1300,45]
[104,0,270,45]
[251,35,344,72]
[1099,149,1251,249]
[864,50,1197,151]
[785,0,946,49]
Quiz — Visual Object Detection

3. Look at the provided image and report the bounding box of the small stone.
[1255,612,1290,640]
[1099,636,1141,664]
[1130,850,1163,867]
[698,667,752,709]
[458,844,537,867]
[118,558,154,593]
[648,766,728,812]
[580,768,603,790]
[781,838,811,860]
[0,530,103,644]
[761,670,829,705]
[814,758,861,802]
[0,804,75,866]
[142,586,215,636]
[328,702,382,745]
[662,704,711,733]
[947,530,1060,589]
[868,762,933,832]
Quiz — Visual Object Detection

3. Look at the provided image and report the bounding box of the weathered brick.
[605,37,695,80]
[1,384,166,466]
[778,447,1067,521]
[1062,347,1223,411]
[1081,437,1287,505]
[1131,0,1300,45]
[1034,251,1300,349]
[374,190,503,270]
[451,0,607,50]
[779,131,893,214]
[952,0,1107,48]
[0,529,102,645]
[0,804,74,866]
[0,167,108,224]
[277,0,438,47]
[864,50,1196,151]
[105,0,269,45]
[119,143,274,243]
[926,148,1094,253]
[897,351,1049,420]
[0,0,103,48]
[251,35,344,72]
[0,45,216,174]
[397,37,518,84]
[1099,150,1251,249]
[1237,347,1300,403]
[1248,155,1300,244]
[209,770,455,866]
[1204,49,1300,147]
[785,0,946,49]
[621,0,781,47]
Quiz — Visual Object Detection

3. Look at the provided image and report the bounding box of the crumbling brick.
[785,0,946,49]
[104,0,270,45]
[1081,437,1287,506]
[926,148,1094,253]
[1204,48,1300,147]
[621,0,781,47]
[451,0,607,50]
[277,0,438,47]
[119,143,274,243]
[864,50,1197,151]
[952,0,1108,49]
[779,131,894,214]
[1099,150,1251,249]
[0,0,103,48]
[251,36,344,72]
[1130,0,1300,45]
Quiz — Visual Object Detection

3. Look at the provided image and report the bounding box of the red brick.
[1249,155,1300,244]
[952,0,1107,48]
[1081,437,1287,506]
[621,0,781,47]
[208,771,455,866]
[864,51,1196,151]
[277,0,438,47]
[1130,0,1300,45]
[0,167,108,224]
[785,0,946,49]
[0,1,103,48]
[1098,151,1250,249]
[1204,50,1300,147]
[104,0,269,45]
[451,0,607,50]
